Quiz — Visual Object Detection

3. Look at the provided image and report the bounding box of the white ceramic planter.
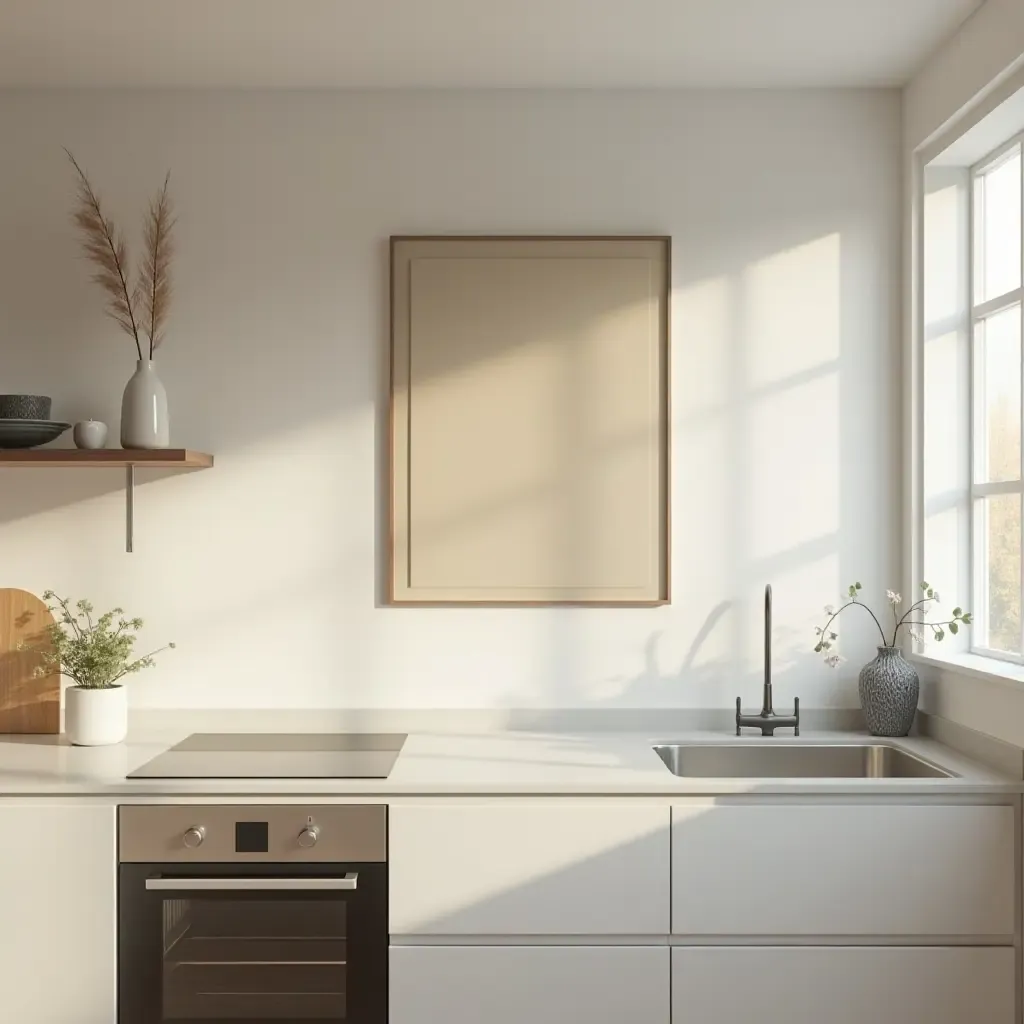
[64,685,128,746]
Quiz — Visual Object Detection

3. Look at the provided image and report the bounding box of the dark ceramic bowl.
[0,395,52,420]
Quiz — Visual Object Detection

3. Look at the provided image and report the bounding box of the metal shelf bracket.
[126,464,135,553]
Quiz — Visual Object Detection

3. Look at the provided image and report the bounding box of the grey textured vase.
[858,646,919,737]
[121,359,169,449]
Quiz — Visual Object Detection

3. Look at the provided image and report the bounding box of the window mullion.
[973,481,1024,497]
[972,288,1024,322]
[1019,155,1024,659]
[970,169,980,650]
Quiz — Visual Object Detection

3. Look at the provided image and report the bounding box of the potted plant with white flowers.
[21,592,174,746]
[814,580,971,737]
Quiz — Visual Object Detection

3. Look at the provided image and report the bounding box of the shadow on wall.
[499,602,820,718]
[0,465,206,524]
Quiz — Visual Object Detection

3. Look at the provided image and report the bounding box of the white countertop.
[0,725,1016,797]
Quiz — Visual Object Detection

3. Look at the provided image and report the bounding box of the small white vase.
[74,419,108,449]
[121,359,169,449]
[64,685,128,746]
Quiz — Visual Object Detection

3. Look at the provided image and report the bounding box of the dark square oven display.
[235,821,269,853]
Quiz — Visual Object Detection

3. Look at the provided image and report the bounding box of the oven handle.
[145,872,358,891]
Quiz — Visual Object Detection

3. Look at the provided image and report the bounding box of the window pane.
[977,493,1021,654]
[975,304,1021,483]
[975,149,1021,304]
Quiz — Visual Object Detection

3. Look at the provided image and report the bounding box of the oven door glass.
[161,894,347,1019]
[120,864,387,1024]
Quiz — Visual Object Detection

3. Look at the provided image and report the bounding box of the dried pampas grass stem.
[141,171,175,358]
[65,148,143,360]
[66,149,176,360]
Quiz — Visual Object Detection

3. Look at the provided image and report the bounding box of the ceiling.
[0,0,985,89]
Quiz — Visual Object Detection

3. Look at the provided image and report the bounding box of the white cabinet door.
[672,947,1015,1024]
[672,802,1015,936]
[0,803,116,1024]
[391,946,669,1024]
[390,802,669,934]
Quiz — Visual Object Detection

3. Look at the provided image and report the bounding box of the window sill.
[910,650,1024,688]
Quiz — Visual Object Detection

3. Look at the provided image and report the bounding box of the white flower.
[908,628,925,644]
[886,590,902,605]
[824,653,845,668]
[931,591,940,602]
[824,604,835,616]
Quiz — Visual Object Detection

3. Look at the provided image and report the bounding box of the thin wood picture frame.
[389,235,671,606]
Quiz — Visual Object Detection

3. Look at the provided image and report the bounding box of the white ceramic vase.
[64,685,128,746]
[121,359,169,449]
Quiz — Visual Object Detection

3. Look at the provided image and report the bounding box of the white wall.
[905,2,1024,744]
[0,90,901,710]
[905,0,1024,153]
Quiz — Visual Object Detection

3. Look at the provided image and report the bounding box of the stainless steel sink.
[652,743,956,779]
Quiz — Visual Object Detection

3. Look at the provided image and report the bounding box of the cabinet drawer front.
[391,946,669,1024]
[389,803,669,934]
[672,802,1015,936]
[672,947,1016,1024]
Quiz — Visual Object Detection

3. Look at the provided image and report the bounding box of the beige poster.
[389,236,670,605]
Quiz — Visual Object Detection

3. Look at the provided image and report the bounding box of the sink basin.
[652,743,956,779]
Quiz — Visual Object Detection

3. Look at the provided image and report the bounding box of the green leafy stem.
[19,591,175,689]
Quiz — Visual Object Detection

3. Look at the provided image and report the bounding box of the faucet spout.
[735,583,799,736]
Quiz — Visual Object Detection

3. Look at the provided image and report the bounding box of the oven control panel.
[118,805,387,863]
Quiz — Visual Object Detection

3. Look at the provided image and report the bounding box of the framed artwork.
[389,235,670,605]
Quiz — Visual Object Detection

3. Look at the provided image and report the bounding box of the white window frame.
[970,132,1024,665]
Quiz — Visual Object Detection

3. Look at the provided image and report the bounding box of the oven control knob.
[182,826,206,849]
[297,824,320,848]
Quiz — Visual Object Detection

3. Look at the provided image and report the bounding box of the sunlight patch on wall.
[747,373,839,562]
[743,233,840,389]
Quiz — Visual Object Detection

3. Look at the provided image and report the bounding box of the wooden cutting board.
[0,588,60,733]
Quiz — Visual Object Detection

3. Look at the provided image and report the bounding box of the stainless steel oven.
[118,805,387,1023]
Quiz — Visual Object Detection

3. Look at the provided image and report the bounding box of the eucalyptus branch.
[851,599,888,646]
[894,597,934,630]
[813,579,971,667]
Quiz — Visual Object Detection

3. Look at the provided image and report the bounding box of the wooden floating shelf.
[0,449,214,552]
[0,449,213,468]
